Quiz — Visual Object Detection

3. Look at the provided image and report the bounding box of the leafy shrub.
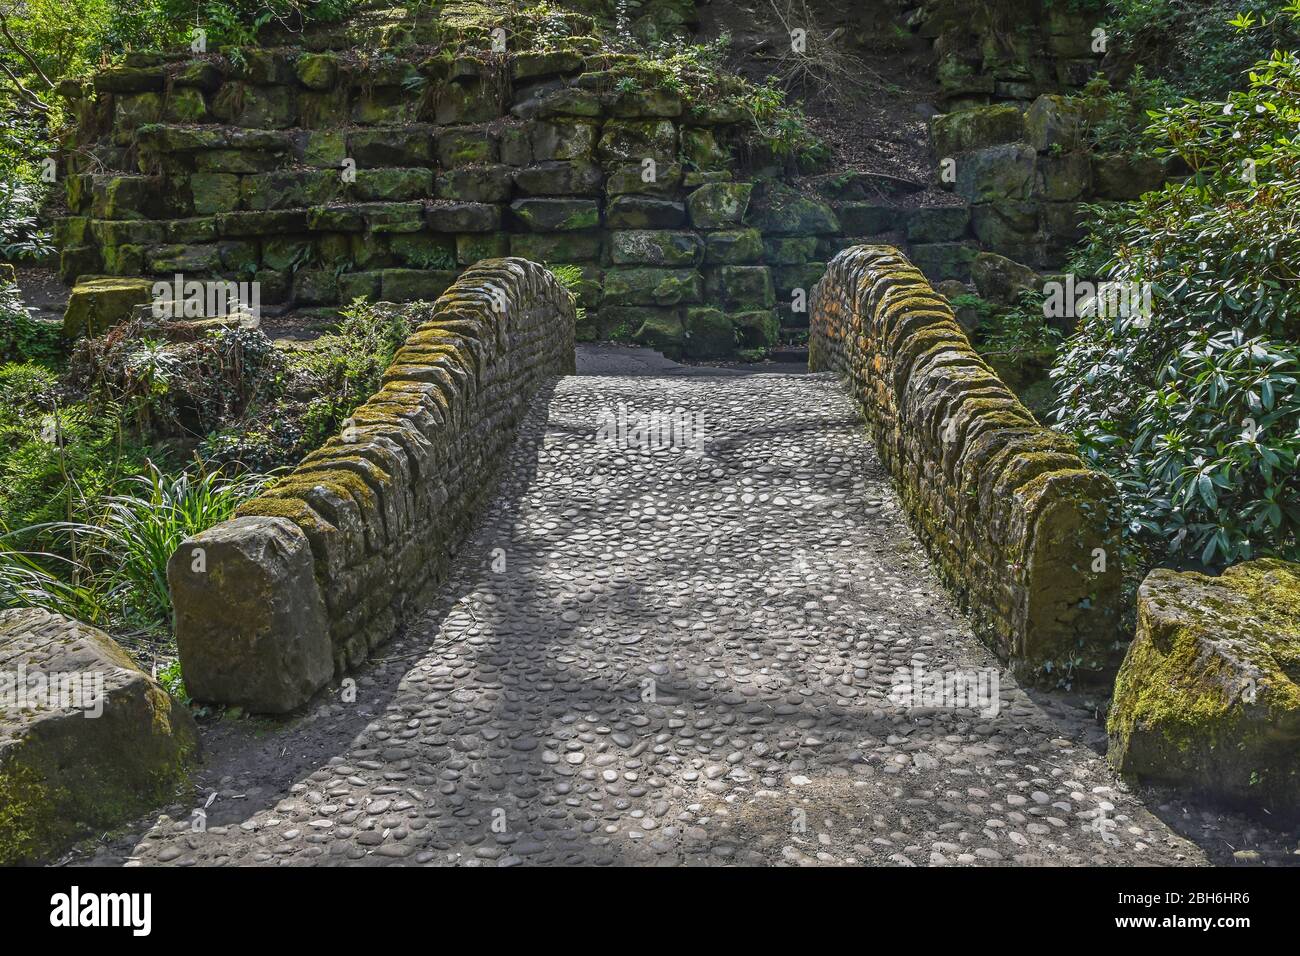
[976,291,1062,361]
[72,462,273,628]
[1073,67,1175,154]
[547,262,588,324]
[0,183,53,260]
[1101,0,1300,99]
[0,278,61,365]
[0,530,108,623]
[285,297,412,448]
[0,362,155,536]
[199,298,413,468]
[1053,37,1300,567]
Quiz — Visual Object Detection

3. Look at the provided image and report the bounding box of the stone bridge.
[51,248,1208,867]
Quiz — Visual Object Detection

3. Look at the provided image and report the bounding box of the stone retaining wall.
[810,244,1121,675]
[167,257,575,712]
[56,43,849,360]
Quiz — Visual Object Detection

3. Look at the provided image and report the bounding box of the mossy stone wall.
[55,42,847,360]
[168,258,574,708]
[810,244,1121,676]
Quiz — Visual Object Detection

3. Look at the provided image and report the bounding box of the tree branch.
[0,58,51,112]
[0,11,55,90]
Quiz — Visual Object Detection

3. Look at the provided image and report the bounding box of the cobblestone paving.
[90,370,1207,866]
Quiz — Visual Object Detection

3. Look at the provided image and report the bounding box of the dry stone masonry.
[810,244,1121,676]
[0,608,198,864]
[167,258,575,713]
[54,35,850,360]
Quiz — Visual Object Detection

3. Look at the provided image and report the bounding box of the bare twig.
[0,57,51,112]
[764,0,883,96]
[0,11,55,90]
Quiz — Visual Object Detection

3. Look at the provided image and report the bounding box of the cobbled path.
[89,369,1207,866]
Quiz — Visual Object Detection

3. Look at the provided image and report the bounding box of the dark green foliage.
[1102,0,1300,99]
[1053,39,1300,567]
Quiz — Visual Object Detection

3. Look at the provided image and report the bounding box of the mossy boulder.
[295,52,339,90]
[838,203,898,236]
[629,308,684,356]
[682,307,736,359]
[687,182,752,229]
[163,87,209,123]
[597,119,678,165]
[511,231,602,262]
[62,276,155,338]
[1024,94,1086,153]
[211,83,297,129]
[530,120,599,161]
[748,185,839,235]
[513,160,603,196]
[906,205,971,243]
[605,195,686,229]
[437,127,498,166]
[509,198,600,231]
[603,267,702,307]
[351,168,434,202]
[1034,152,1091,202]
[380,268,458,301]
[456,231,510,265]
[189,172,241,216]
[732,309,780,351]
[971,251,1041,306]
[956,144,1037,204]
[436,165,513,203]
[610,230,702,266]
[930,103,1025,157]
[0,608,198,864]
[1109,559,1300,819]
[706,265,775,310]
[1092,154,1168,200]
[909,241,979,282]
[764,236,818,264]
[605,162,684,197]
[704,229,764,265]
[680,127,730,169]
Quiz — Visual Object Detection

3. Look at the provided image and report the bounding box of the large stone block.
[606,195,686,229]
[603,267,702,306]
[168,516,333,713]
[62,276,154,338]
[686,182,753,228]
[683,306,736,359]
[956,144,1037,203]
[1024,94,1087,153]
[597,119,678,164]
[0,608,198,864]
[748,186,839,235]
[610,230,703,266]
[930,103,1025,157]
[971,251,1041,306]
[1109,559,1300,818]
[513,160,603,196]
[510,198,600,231]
